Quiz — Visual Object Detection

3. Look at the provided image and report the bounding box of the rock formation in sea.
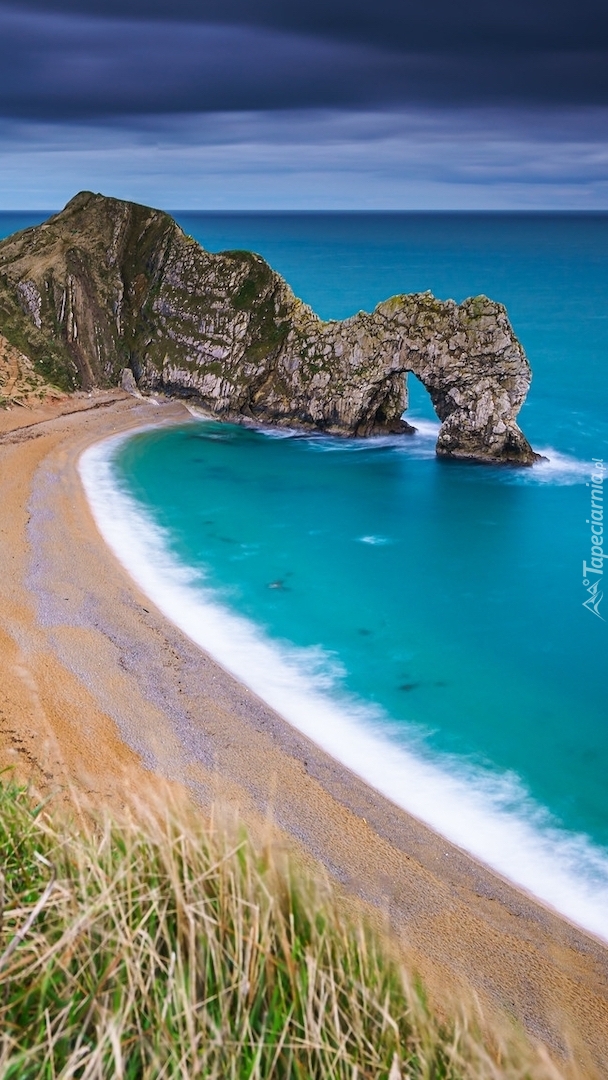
[0,191,537,463]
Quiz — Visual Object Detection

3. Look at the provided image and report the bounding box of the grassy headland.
[0,778,570,1080]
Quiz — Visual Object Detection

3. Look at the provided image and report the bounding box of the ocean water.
[2,210,608,937]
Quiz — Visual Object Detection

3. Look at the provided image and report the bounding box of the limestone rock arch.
[0,191,537,464]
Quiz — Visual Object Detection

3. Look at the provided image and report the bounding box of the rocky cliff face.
[0,191,537,463]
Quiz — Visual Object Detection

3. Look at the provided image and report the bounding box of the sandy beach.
[1,391,608,1073]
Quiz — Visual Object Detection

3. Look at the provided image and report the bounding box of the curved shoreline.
[80,424,608,944]
[1,393,608,1069]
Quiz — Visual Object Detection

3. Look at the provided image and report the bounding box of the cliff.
[0,191,537,463]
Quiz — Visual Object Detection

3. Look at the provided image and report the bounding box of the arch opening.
[403,372,439,426]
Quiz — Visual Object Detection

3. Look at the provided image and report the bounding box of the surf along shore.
[1,391,608,1072]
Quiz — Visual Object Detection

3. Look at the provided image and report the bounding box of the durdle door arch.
[0,192,537,464]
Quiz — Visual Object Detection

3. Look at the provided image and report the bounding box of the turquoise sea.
[2,211,607,937]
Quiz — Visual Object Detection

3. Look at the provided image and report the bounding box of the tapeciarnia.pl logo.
[582,458,606,620]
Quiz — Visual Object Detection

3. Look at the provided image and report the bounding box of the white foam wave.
[250,424,303,439]
[526,448,590,483]
[405,415,442,438]
[183,413,590,484]
[400,416,590,483]
[397,416,443,459]
[309,434,404,452]
[79,433,608,943]
[400,423,590,483]
[497,446,591,486]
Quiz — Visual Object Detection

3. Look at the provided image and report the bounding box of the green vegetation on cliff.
[0,778,568,1079]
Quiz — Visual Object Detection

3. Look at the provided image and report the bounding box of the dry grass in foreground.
[0,777,570,1079]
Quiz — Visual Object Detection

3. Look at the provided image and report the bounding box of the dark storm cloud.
[10,0,608,53]
[1,0,608,122]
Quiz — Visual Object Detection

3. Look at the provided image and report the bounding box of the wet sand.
[1,391,608,1073]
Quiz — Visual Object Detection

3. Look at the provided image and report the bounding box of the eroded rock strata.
[0,191,537,463]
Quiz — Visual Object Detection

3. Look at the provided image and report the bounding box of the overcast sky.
[1,0,607,208]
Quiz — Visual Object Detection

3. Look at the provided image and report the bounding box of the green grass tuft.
[0,778,567,1079]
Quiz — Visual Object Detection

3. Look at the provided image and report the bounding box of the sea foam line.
[308,417,590,482]
[79,432,608,943]
[181,409,590,483]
